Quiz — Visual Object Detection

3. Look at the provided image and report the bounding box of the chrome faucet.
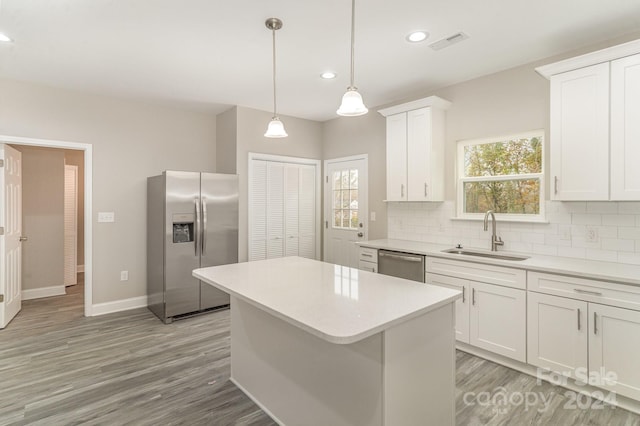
[483,210,504,252]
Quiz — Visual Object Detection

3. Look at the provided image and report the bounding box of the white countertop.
[193,256,461,344]
[359,239,640,287]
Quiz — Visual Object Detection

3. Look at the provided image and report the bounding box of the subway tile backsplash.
[386,201,640,265]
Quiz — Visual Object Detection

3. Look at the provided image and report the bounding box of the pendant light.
[264,18,288,138]
[337,0,368,116]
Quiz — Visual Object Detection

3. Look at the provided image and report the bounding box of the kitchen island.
[193,256,461,426]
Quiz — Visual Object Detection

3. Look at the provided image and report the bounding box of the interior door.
[324,157,368,267]
[0,144,23,329]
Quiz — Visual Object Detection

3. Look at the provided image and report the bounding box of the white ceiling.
[0,0,639,122]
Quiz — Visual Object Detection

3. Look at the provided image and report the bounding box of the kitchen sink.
[442,248,530,261]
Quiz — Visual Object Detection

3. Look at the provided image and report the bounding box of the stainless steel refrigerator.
[147,171,238,323]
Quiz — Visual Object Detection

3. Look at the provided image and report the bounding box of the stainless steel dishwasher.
[377,249,426,282]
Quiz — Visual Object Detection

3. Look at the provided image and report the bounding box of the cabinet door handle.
[554,176,559,195]
[472,288,476,306]
[594,312,598,335]
[577,308,581,331]
[462,286,466,303]
[401,184,405,198]
[574,288,603,296]
[424,183,428,197]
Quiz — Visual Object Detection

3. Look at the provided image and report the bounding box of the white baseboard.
[77,265,85,273]
[22,286,66,300]
[91,296,148,316]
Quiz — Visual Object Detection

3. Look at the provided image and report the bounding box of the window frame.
[456,130,545,222]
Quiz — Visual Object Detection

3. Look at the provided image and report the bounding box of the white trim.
[0,134,94,317]
[248,152,322,261]
[536,38,640,79]
[378,96,452,117]
[77,265,85,273]
[22,286,66,300]
[91,295,148,316]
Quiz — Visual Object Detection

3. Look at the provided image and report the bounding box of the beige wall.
[64,149,85,267]
[0,78,217,305]
[215,107,238,174]
[322,114,388,241]
[13,146,65,290]
[233,106,323,262]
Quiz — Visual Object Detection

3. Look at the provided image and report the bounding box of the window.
[332,168,359,229]
[457,131,544,220]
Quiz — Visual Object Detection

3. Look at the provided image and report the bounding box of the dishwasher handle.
[378,251,423,262]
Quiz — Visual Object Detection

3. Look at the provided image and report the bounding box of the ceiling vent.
[429,32,469,51]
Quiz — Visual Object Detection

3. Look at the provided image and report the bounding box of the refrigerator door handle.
[194,197,200,256]
[202,197,207,256]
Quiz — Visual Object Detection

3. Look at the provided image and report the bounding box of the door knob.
[19,236,28,242]
[357,232,364,237]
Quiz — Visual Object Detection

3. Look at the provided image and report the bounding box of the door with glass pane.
[324,156,368,267]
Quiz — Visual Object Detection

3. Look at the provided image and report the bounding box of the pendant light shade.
[337,0,368,117]
[264,18,288,138]
[265,117,288,138]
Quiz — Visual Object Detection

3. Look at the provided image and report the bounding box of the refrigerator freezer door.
[165,171,201,317]
[199,173,238,309]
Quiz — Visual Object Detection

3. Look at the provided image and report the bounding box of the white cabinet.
[538,39,640,201]
[379,96,450,202]
[358,246,378,273]
[527,292,588,377]
[426,273,469,343]
[611,53,640,200]
[549,63,610,201]
[426,257,526,362]
[528,270,640,401]
[249,159,318,261]
[469,281,526,362]
[589,303,640,401]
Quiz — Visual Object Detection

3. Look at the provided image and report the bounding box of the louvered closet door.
[249,160,267,261]
[298,164,316,259]
[266,162,285,258]
[284,165,299,256]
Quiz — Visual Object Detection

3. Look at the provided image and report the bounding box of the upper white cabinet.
[549,63,610,200]
[611,54,640,200]
[537,39,640,201]
[379,96,451,202]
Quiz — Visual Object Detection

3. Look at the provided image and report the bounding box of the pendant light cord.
[349,0,356,89]
[272,27,277,118]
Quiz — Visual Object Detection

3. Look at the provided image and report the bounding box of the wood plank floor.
[1,277,640,425]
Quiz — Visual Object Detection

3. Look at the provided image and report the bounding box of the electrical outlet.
[586,227,599,243]
[370,211,376,221]
[120,270,128,281]
[560,226,572,241]
[98,212,115,223]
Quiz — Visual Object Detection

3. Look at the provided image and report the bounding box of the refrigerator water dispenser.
[172,213,194,243]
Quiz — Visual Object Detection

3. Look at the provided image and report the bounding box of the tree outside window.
[457,131,544,220]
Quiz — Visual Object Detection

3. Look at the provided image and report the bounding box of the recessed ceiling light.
[321,71,337,79]
[0,32,12,43]
[406,31,429,43]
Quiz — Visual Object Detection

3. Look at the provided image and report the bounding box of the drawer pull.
[574,288,603,296]
[361,253,373,258]
[577,308,581,331]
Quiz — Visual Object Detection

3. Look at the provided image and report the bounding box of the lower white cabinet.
[470,281,527,363]
[589,303,640,401]
[358,260,377,273]
[426,273,469,344]
[527,292,588,376]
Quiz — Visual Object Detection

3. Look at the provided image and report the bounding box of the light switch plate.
[98,212,115,223]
